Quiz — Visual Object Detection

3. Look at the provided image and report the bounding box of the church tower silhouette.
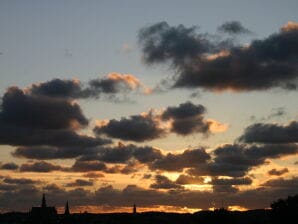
[64,201,70,215]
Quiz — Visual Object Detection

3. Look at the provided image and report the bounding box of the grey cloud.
[80,143,163,164]
[29,74,147,100]
[139,21,298,91]
[175,174,204,185]
[212,185,238,193]
[2,177,40,185]
[268,168,289,176]
[1,179,298,212]
[0,162,19,170]
[19,161,63,172]
[239,121,298,143]
[150,175,183,190]
[29,78,82,99]
[211,177,253,185]
[13,145,100,160]
[93,114,165,142]
[188,143,298,177]
[65,179,94,187]
[1,87,88,130]
[218,21,251,35]
[94,101,219,142]
[0,87,110,148]
[161,101,210,135]
[262,176,298,189]
[71,160,107,172]
[151,147,210,172]
[139,22,212,66]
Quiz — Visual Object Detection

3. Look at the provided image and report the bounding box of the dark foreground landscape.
[0,194,297,224]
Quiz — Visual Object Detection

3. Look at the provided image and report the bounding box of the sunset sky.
[1,0,298,213]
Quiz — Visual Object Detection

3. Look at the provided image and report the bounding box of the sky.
[0,0,298,213]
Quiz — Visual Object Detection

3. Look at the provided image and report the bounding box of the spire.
[133,203,137,214]
[64,201,70,215]
[42,193,47,208]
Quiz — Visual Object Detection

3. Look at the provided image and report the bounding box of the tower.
[64,201,70,215]
[133,203,137,214]
[42,193,47,208]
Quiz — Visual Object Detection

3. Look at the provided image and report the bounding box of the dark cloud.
[151,147,210,172]
[212,185,238,193]
[1,87,88,130]
[175,174,204,185]
[19,161,63,172]
[0,86,109,148]
[13,145,100,160]
[94,113,165,142]
[139,21,298,91]
[262,176,298,189]
[65,179,94,187]
[71,160,107,172]
[150,175,183,189]
[0,184,18,191]
[266,107,286,120]
[161,101,210,135]
[211,177,253,185]
[1,179,298,212]
[239,121,298,143]
[0,162,19,170]
[94,101,222,142]
[29,78,82,98]
[29,74,149,100]
[139,22,212,66]
[80,143,163,164]
[268,168,289,176]
[82,172,105,179]
[188,143,298,177]
[218,21,251,34]
[2,177,40,185]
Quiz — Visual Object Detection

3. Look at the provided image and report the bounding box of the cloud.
[281,21,298,32]
[65,179,94,187]
[71,160,107,172]
[268,168,289,176]
[139,21,298,91]
[262,176,298,189]
[212,185,238,193]
[28,74,151,99]
[19,161,63,172]
[86,73,151,96]
[217,21,251,35]
[29,78,82,99]
[0,162,19,170]
[0,86,109,148]
[150,175,183,190]
[161,101,210,135]
[13,145,100,160]
[82,172,105,179]
[79,143,163,164]
[2,176,40,185]
[2,176,298,212]
[211,177,253,185]
[94,102,226,141]
[175,174,204,185]
[188,143,298,177]
[239,121,298,143]
[151,147,210,172]
[94,113,166,142]
[1,86,88,129]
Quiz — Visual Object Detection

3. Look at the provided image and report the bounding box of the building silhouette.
[28,193,58,224]
[133,203,137,214]
[64,201,70,215]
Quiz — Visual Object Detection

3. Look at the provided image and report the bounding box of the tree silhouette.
[271,194,298,223]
